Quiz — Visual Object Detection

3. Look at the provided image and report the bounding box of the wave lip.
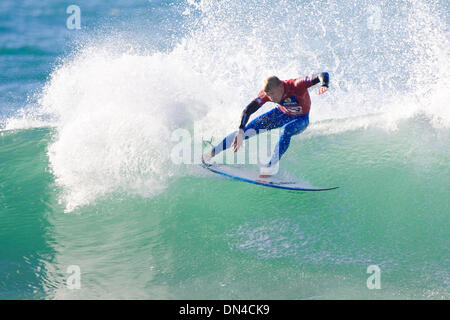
[39,45,214,211]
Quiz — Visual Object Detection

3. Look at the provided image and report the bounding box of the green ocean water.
[1,115,448,299]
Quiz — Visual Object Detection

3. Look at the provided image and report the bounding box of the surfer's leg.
[244,107,287,132]
[266,113,309,168]
[210,108,284,156]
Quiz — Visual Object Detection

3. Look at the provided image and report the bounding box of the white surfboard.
[201,158,338,191]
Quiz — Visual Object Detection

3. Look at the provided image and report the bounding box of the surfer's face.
[266,84,284,103]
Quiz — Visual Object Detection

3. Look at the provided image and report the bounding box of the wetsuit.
[211,72,329,167]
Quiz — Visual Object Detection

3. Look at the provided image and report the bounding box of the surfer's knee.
[286,119,308,137]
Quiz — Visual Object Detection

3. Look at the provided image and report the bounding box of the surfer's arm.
[311,72,329,95]
[238,100,260,130]
[311,72,329,88]
[234,100,261,152]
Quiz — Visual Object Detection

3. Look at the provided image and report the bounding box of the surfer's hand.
[232,130,244,152]
[318,86,328,95]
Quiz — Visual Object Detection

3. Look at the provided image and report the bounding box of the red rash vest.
[253,75,315,116]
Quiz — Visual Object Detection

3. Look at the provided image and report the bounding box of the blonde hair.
[263,76,282,93]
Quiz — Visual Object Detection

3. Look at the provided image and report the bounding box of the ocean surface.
[0,0,449,299]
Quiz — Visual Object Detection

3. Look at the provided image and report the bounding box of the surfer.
[203,73,329,177]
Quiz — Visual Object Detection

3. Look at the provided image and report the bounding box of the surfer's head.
[263,76,284,103]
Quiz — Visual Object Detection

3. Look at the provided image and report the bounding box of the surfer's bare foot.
[259,165,275,178]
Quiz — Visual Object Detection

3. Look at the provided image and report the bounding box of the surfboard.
[201,158,338,191]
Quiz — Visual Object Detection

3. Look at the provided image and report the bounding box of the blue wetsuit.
[211,108,309,167]
[211,73,329,167]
